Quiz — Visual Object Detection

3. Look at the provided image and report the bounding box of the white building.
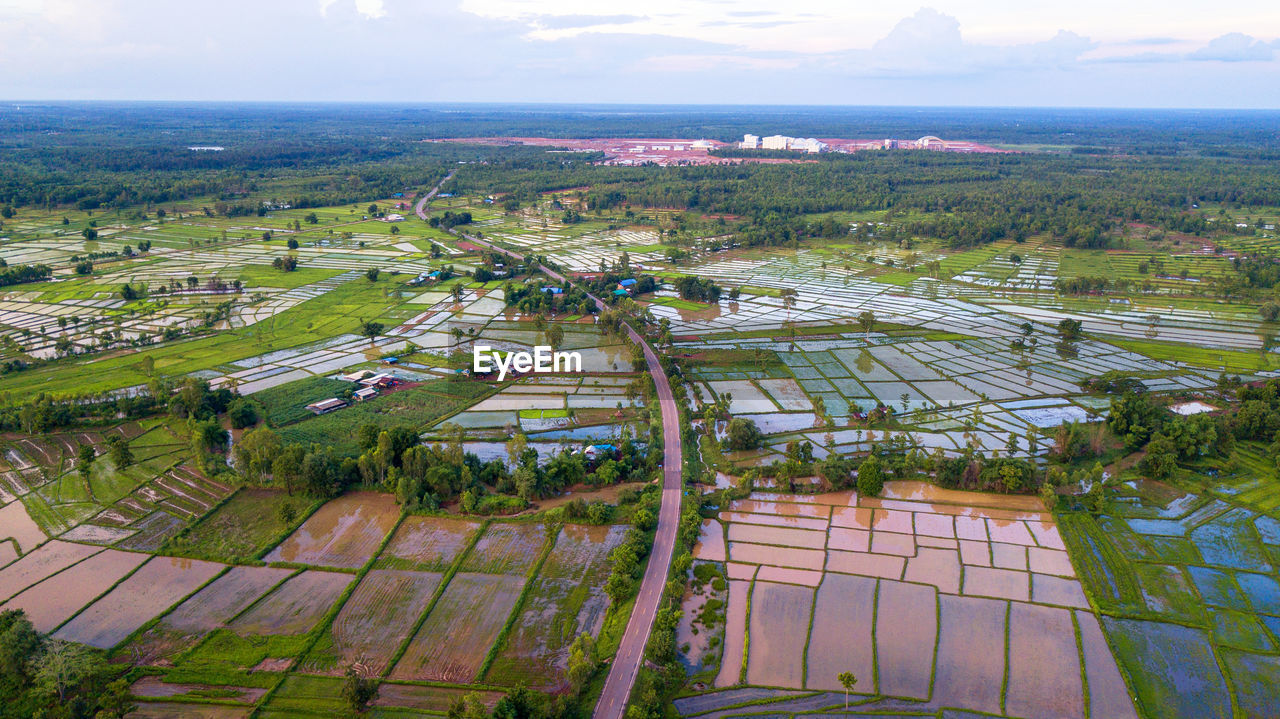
[739,134,760,149]
[761,134,791,150]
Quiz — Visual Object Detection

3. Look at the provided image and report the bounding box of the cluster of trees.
[503,281,598,316]
[672,276,722,303]
[429,210,473,229]
[0,610,134,719]
[272,255,298,272]
[0,391,159,433]
[0,264,52,288]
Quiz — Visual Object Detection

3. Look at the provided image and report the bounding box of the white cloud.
[1188,32,1274,61]
[319,0,385,20]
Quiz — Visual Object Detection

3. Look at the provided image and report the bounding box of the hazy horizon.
[2,1,1278,109]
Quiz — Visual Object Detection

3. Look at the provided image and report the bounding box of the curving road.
[415,185,683,719]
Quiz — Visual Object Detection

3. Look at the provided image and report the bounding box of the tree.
[287,237,300,249]
[272,443,307,494]
[236,426,283,484]
[365,268,380,282]
[838,671,857,708]
[341,667,379,714]
[227,398,258,429]
[725,417,762,450]
[545,323,564,351]
[278,502,297,528]
[1057,318,1083,340]
[857,310,876,336]
[33,640,102,703]
[857,454,884,497]
[106,435,133,470]
[566,633,599,691]
[0,609,41,688]
[76,443,95,479]
[360,320,384,343]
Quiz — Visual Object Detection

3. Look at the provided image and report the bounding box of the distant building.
[306,398,347,415]
[383,213,405,222]
[340,369,375,382]
[353,387,379,402]
[761,134,790,150]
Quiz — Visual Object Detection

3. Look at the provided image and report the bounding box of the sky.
[1,0,1278,107]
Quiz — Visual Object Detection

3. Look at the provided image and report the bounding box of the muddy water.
[729,499,830,518]
[0,501,47,553]
[805,574,876,692]
[460,522,547,574]
[128,677,266,704]
[869,508,913,534]
[1005,603,1085,719]
[1028,547,1075,576]
[264,491,400,569]
[880,480,1046,512]
[874,579,937,700]
[0,540,101,601]
[869,531,915,556]
[729,541,825,571]
[932,594,1006,714]
[826,550,904,579]
[713,579,751,687]
[962,566,1030,601]
[954,515,989,541]
[719,511,828,532]
[903,547,961,594]
[985,518,1037,546]
[745,581,813,688]
[991,542,1028,570]
[727,523,826,550]
[1033,574,1090,609]
[692,519,726,562]
[54,556,225,649]
[3,549,148,632]
[725,562,757,581]
[1073,611,1137,719]
[391,572,526,683]
[755,566,822,586]
[826,527,869,553]
[830,506,873,529]
[381,516,482,571]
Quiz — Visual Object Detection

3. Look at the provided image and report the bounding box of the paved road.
[415,183,683,719]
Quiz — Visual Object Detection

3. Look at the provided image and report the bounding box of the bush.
[856,454,884,497]
[724,418,761,451]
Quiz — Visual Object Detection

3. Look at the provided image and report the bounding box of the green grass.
[164,487,315,563]
[1109,337,1278,374]
[254,377,354,427]
[279,380,492,455]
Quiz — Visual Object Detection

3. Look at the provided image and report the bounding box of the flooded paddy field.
[1057,475,1280,719]
[263,491,400,569]
[680,480,1137,719]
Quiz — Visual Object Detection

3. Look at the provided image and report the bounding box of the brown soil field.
[378,516,480,571]
[459,522,547,574]
[805,573,876,692]
[0,502,47,553]
[316,569,441,676]
[874,580,937,700]
[932,594,1006,714]
[729,541,825,571]
[391,572,525,682]
[0,540,101,601]
[1076,610,1140,719]
[713,579,750,688]
[727,523,826,550]
[264,491,400,569]
[53,556,224,648]
[230,570,353,636]
[2,549,148,632]
[1004,603,1085,719]
[745,581,813,687]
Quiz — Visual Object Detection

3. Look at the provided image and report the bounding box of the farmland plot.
[0,539,100,601]
[53,556,224,648]
[2,549,148,632]
[486,524,626,687]
[377,515,480,571]
[684,481,1137,719]
[264,491,400,569]
[460,522,548,574]
[308,569,441,676]
[391,572,525,683]
[231,570,353,637]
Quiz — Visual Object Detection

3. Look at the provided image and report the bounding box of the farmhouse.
[353,387,378,401]
[306,397,347,415]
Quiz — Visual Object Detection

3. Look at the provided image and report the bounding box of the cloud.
[319,0,384,20]
[1188,32,1273,61]
[531,14,645,30]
